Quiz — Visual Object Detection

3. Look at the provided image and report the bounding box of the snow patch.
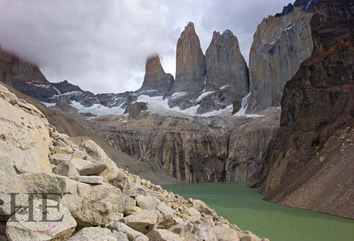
[234,93,263,118]
[196,91,214,102]
[41,102,56,107]
[201,105,233,117]
[170,92,186,99]
[136,95,234,117]
[71,101,125,116]
[220,85,229,90]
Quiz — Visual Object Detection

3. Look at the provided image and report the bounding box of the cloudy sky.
[0,0,290,94]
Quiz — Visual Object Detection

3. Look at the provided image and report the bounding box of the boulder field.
[0,84,267,241]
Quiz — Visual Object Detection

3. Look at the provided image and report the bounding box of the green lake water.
[163,182,354,241]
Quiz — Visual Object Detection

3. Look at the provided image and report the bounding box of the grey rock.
[78,162,107,176]
[68,227,116,241]
[76,176,104,185]
[108,222,149,241]
[147,229,185,241]
[248,6,314,112]
[139,55,174,94]
[6,199,77,241]
[173,22,206,93]
[112,231,129,241]
[49,154,72,165]
[123,210,159,234]
[124,102,148,119]
[53,162,80,178]
[205,30,249,103]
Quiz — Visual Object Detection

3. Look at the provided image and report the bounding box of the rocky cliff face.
[205,30,249,95]
[0,84,266,241]
[91,110,280,183]
[139,55,174,95]
[0,46,59,101]
[247,0,314,112]
[173,22,206,93]
[250,0,354,219]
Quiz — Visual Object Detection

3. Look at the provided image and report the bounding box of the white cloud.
[0,0,291,94]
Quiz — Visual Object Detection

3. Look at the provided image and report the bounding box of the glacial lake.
[163,182,354,241]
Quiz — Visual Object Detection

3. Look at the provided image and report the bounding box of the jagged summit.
[139,54,174,94]
[173,22,206,93]
[275,0,315,17]
[205,28,249,96]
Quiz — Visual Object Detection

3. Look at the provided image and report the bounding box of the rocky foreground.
[0,84,267,241]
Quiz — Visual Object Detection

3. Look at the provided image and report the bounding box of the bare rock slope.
[247,0,314,112]
[0,84,267,241]
[250,0,354,219]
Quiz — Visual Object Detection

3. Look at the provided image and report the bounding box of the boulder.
[112,231,129,241]
[193,221,217,241]
[76,176,104,185]
[192,200,215,216]
[135,195,174,229]
[108,222,149,241]
[124,206,142,216]
[183,207,201,222]
[68,227,117,241]
[71,150,87,160]
[62,183,135,226]
[239,232,264,241]
[0,222,5,236]
[6,199,76,241]
[70,158,92,170]
[81,140,119,181]
[0,85,51,173]
[53,162,80,179]
[136,195,161,210]
[213,224,240,241]
[109,170,132,192]
[78,163,107,176]
[49,154,71,165]
[147,229,185,241]
[123,210,159,234]
[124,102,148,119]
[0,155,21,219]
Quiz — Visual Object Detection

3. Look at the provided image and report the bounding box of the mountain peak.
[139,54,174,94]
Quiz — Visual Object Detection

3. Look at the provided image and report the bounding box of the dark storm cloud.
[0,0,291,93]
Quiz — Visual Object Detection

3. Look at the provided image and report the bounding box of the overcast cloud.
[0,0,290,93]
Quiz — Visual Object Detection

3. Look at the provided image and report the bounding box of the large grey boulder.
[53,162,80,179]
[108,222,148,241]
[49,154,71,165]
[68,227,116,241]
[81,140,119,181]
[0,85,51,174]
[123,210,159,234]
[147,229,185,241]
[213,224,240,241]
[62,183,135,226]
[6,199,76,241]
[78,163,107,176]
[76,176,104,185]
[192,200,216,216]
